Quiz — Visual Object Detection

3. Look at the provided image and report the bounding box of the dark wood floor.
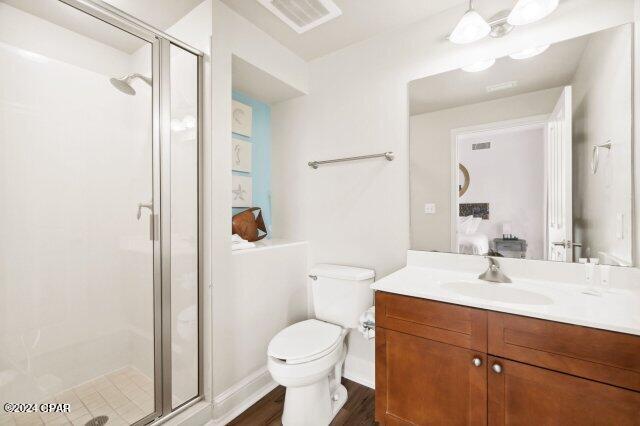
[229,379,376,425]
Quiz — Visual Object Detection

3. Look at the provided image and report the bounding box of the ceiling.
[221,0,465,60]
[102,0,206,33]
[409,34,590,116]
[232,55,304,104]
[1,0,206,53]
[6,0,465,59]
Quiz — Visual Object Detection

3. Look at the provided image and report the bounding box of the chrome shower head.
[109,73,152,95]
[110,76,136,95]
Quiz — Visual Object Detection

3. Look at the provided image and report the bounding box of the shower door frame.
[56,1,204,423]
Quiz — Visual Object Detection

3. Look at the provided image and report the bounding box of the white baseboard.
[209,366,277,426]
[164,401,212,426]
[343,354,375,389]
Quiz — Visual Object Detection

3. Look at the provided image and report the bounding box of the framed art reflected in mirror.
[459,163,470,197]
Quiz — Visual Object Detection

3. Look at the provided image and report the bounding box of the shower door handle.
[137,202,153,220]
[137,202,155,240]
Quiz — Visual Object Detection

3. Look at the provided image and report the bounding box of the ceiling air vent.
[472,142,491,150]
[257,0,342,33]
[486,81,518,93]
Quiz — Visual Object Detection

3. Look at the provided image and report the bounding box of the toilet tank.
[310,264,375,328]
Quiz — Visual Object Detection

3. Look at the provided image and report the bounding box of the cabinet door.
[488,356,640,425]
[376,328,487,425]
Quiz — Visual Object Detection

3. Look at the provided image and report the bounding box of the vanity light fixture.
[449,0,559,45]
[462,58,496,72]
[508,0,559,26]
[449,0,491,44]
[509,44,550,59]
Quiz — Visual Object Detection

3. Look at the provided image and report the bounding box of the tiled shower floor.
[1,367,154,426]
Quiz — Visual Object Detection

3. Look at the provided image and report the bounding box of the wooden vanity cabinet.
[375,291,640,425]
[488,356,640,425]
[376,328,487,425]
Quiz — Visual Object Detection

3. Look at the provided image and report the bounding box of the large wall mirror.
[409,23,633,267]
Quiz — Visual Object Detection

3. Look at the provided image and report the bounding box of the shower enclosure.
[0,0,202,424]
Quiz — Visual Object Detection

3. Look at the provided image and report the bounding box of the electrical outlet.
[424,203,436,214]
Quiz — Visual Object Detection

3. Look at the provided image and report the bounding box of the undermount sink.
[441,281,553,305]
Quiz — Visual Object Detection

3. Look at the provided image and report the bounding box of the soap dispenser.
[580,258,602,296]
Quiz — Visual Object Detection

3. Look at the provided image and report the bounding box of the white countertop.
[371,266,640,336]
[231,239,307,255]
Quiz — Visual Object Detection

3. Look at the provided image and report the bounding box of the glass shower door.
[0,2,157,424]
[169,43,200,409]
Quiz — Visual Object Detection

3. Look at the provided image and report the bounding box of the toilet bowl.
[267,264,375,426]
[268,320,348,425]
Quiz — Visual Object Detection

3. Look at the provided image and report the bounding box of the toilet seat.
[268,319,343,365]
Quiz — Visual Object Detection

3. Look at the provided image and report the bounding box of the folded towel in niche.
[231,233,255,250]
[232,234,247,243]
[232,242,256,251]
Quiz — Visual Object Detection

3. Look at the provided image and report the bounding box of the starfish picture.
[232,184,246,201]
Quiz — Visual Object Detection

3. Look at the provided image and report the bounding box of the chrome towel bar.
[308,151,394,169]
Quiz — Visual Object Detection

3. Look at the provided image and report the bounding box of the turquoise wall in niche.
[232,91,272,233]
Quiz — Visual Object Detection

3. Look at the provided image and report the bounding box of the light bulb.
[462,58,496,72]
[507,0,559,26]
[509,44,550,60]
[449,8,491,44]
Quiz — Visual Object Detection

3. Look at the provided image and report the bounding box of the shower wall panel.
[0,2,153,408]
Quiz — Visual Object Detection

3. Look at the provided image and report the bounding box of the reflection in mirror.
[409,24,633,266]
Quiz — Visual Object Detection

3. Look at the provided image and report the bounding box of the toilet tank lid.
[310,264,375,281]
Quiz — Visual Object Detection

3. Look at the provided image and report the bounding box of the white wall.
[571,24,633,264]
[410,88,560,252]
[211,242,308,419]
[458,127,546,259]
[227,243,308,386]
[271,0,636,385]
[209,0,310,420]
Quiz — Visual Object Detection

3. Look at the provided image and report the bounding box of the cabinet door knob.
[492,363,503,374]
[472,357,482,367]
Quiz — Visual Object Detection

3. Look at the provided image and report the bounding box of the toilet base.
[331,384,348,415]
[282,380,348,426]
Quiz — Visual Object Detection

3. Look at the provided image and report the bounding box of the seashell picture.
[232,139,252,172]
[232,100,252,137]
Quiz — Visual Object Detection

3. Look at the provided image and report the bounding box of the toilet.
[267,264,375,426]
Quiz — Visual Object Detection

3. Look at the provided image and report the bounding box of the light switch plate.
[424,203,436,214]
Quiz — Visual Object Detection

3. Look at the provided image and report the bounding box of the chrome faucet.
[478,257,511,283]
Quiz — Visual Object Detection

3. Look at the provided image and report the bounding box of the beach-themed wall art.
[232,100,253,137]
[232,139,252,172]
[232,175,253,208]
[459,203,489,220]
